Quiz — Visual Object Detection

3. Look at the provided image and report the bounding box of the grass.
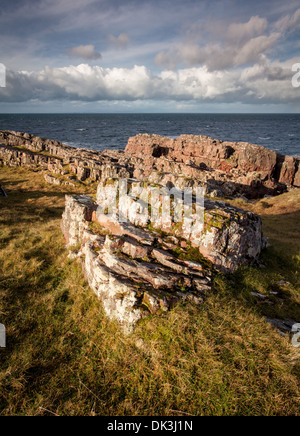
[0,166,299,416]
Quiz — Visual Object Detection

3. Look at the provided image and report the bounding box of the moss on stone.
[171,243,212,269]
[172,221,183,235]
[204,212,231,233]
[104,178,118,186]
[89,221,111,236]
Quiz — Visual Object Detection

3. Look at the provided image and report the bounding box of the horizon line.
[0,112,300,115]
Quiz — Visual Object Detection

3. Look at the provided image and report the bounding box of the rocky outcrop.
[61,179,265,331]
[0,130,134,182]
[62,194,212,332]
[0,143,60,171]
[125,134,300,197]
[1,130,299,200]
[95,179,264,272]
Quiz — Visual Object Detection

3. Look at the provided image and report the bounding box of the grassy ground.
[0,166,299,416]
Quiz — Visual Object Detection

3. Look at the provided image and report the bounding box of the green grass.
[0,166,299,416]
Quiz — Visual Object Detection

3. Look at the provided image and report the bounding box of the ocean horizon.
[0,112,299,157]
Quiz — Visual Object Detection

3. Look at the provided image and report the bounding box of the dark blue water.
[0,113,299,157]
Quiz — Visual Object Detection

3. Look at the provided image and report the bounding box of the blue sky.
[0,0,299,112]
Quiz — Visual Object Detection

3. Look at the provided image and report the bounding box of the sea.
[0,113,299,157]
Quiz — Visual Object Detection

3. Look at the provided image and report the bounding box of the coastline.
[0,129,299,200]
[1,113,299,158]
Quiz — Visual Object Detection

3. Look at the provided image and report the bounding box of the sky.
[0,0,300,113]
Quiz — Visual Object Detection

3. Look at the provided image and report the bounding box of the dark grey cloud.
[67,45,102,60]
[155,13,288,71]
[108,33,130,49]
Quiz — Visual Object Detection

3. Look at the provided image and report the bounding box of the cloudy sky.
[0,0,299,113]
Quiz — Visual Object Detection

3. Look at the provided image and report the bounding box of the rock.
[83,242,146,333]
[95,211,155,245]
[251,291,268,300]
[125,134,300,197]
[265,318,300,335]
[277,155,298,186]
[61,195,97,247]
[95,178,264,273]
[61,176,265,331]
[44,174,61,185]
[120,238,150,259]
[61,191,215,332]
[294,165,300,187]
[0,130,134,187]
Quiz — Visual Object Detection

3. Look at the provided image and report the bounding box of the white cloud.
[0,61,298,106]
[67,45,102,60]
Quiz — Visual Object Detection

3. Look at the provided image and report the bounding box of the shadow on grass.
[0,187,79,224]
[214,208,300,325]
